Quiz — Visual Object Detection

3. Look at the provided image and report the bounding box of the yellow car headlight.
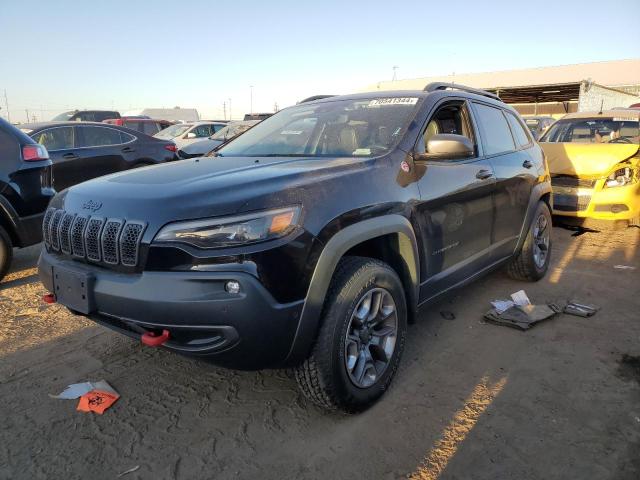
[604,166,637,188]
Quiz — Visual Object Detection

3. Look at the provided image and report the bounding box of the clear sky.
[1,0,639,122]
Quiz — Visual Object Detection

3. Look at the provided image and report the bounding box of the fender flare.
[284,214,420,365]
[516,181,553,252]
[0,196,20,240]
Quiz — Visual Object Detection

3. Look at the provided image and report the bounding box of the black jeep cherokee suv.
[39,84,552,412]
[0,118,54,280]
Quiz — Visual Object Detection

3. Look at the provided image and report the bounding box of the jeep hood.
[541,143,639,177]
[53,155,367,236]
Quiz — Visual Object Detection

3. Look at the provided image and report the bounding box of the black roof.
[303,87,507,108]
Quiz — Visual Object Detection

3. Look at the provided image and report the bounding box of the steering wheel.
[609,137,632,144]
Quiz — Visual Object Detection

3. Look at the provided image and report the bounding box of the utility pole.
[228,98,232,120]
[274,102,279,113]
[250,85,254,115]
[392,66,399,81]
[25,109,30,123]
[3,90,10,123]
[223,101,227,120]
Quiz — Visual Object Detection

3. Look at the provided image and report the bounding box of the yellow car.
[539,109,640,228]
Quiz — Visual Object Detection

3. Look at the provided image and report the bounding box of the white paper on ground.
[491,300,515,314]
[50,380,118,399]
[510,290,531,306]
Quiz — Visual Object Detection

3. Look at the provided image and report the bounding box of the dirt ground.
[1,226,639,480]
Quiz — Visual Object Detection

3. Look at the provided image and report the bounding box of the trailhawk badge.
[82,200,103,212]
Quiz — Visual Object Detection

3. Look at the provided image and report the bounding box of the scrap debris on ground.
[50,379,120,414]
[486,290,599,330]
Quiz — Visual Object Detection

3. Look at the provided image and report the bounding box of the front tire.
[507,201,552,281]
[0,225,14,282]
[294,256,407,413]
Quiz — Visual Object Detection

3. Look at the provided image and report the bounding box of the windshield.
[52,111,75,121]
[541,117,640,144]
[211,123,253,141]
[155,124,191,139]
[217,97,420,157]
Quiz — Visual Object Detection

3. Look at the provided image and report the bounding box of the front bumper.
[38,250,304,370]
[552,180,640,222]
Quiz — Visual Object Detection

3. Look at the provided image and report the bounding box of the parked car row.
[103,117,174,136]
[3,84,638,414]
[19,122,177,191]
[177,120,260,158]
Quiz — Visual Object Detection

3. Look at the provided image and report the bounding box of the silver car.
[154,121,227,148]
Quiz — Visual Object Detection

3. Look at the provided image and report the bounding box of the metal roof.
[367,59,640,92]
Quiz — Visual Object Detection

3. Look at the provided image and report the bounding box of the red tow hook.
[141,329,170,347]
[42,293,56,304]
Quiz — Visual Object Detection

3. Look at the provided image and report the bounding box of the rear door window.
[505,112,531,147]
[473,103,516,155]
[33,127,75,150]
[78,126,125,147]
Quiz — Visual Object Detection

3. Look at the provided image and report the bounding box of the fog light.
[225,281,240,294]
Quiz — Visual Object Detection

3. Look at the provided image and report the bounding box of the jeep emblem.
[82,200,103,212]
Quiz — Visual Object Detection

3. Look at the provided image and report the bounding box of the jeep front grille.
[43,208,146,267]
[59,212,76,254]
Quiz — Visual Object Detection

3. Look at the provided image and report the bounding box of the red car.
[103,117,174,136]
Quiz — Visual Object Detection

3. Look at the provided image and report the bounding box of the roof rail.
[424,82,501,101]
[298,95,337,104]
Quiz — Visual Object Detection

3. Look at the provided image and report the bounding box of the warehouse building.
[367,59,640,117]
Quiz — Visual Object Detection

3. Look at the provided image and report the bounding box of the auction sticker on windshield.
[368,98,418,107]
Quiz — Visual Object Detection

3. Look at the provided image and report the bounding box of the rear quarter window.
[505,112,531,147]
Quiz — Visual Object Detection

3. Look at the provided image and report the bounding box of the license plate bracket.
[52,266,95,314]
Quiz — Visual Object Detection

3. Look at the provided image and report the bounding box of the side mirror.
[415,134,474,161]
[185,132,197,139]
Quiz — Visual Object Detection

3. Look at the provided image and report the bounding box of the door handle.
[121,147,136,153]
[476,169,494,180]
[522,160,533,169]
[62,153,79,160]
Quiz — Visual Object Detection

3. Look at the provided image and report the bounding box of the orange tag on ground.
[77,389,120,414]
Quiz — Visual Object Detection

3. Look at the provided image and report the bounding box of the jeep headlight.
[604,166,637,188]
[154,207,301,249]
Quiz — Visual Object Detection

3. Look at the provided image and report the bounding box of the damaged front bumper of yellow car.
[542,143,640,228]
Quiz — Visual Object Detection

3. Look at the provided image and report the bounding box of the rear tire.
[507,201,552,281]
[294,256,407,413]
[0,226,14,282]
